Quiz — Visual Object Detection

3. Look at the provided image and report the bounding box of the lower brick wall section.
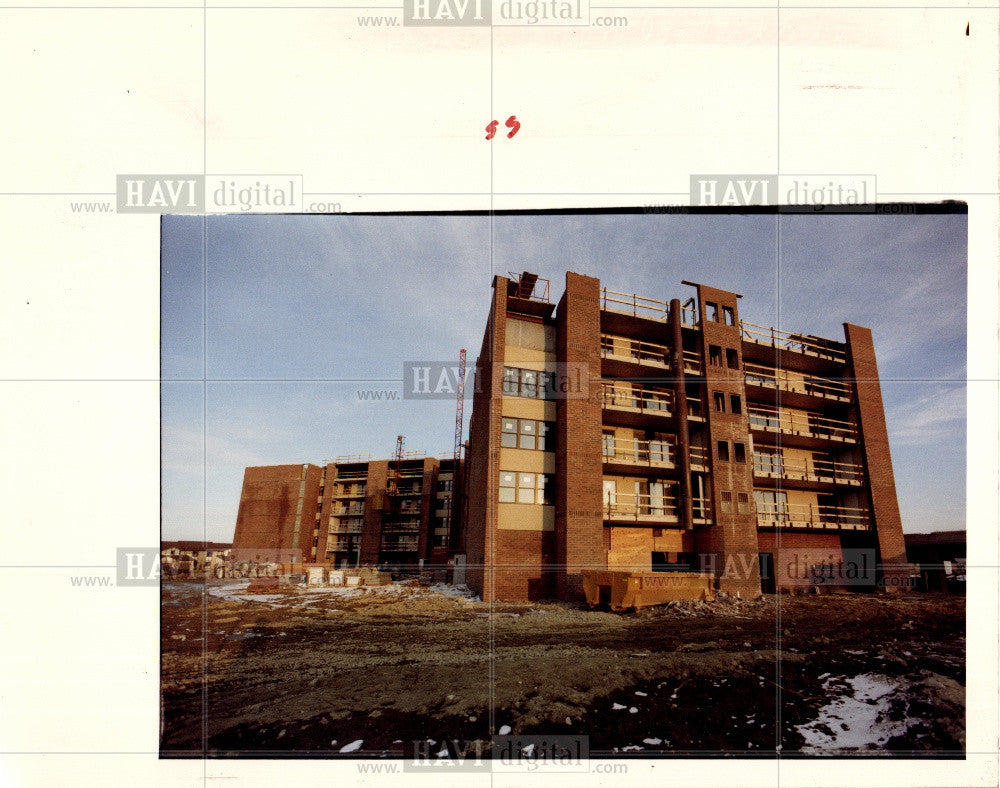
[757,531,846,589]
[493,529,556,601]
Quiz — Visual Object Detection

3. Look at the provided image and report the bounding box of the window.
[730,394,742,415]
[709,345,722,366]
[750,409,780,430]
[713,392,726,413]
[648,433,673,464]
[502,367,555,399]
[499,470,516,502]
[717,440,730,462]
[734,442,746,463]
[754,490,788,521]
[601,335,614,355]
[726,348,739,369]
[602,430,616,458]
[722,306,735,326]
[755,447,783,475]
[720,491,733,514]
[502,418,554,451]
[737,492,751,514]
[499,471,554,505]
[437,479,453,491]
[706,301,720,322]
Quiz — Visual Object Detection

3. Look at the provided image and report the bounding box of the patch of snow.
[629,707,638,714]
[634,691,648,697]
[621,745,643,752]
[521,744,535,754]
[642,738,662,746]
[498,725,511,735]
[612,703,627,711]
[797,674,908,753]
[340,739,364,753]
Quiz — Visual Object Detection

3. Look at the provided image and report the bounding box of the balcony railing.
[334,469,368,481]
[600,334,671,368]
[333,485,366,498]
[755,502,870,530]
[381,538,419,553]
[680,300,699,326]
[753,454,864,485]
[327,536,358,552]
[682,350,702,373]
[601,383,674,416]
[333,505,365,516]
[329,523,363,535]
[604,490,679,522]
[686,396,705,419]
[740,321,847,364]
[747,407,858,443]
[600,288,670,321]
[602,437,676,468]
[743,362,852,401]
[691,497,713,522]
[689,444,709,466]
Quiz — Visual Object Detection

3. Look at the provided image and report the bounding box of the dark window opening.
[717,441,730,462]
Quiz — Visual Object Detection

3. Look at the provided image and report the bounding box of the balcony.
[603,491,680,524]
[740,321,847,364]
[600,288,669,322]
[329,523,362,535]
[601,383,674,417]
[747,406,858,444]
[333,504,365,516]
[686,396,706,421]
[333,485,366,498]
[743,362,851,402]
[692,497,713,524]
[682,350,702,374]
[689,444,709,468]
[600,334,671,369]
[755,502,870,531]
[381,538,419,553]
[602,437,676,471]
[753,454,864,487]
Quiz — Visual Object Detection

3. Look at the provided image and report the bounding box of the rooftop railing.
[740,321,847,364]
[600,288,670,321]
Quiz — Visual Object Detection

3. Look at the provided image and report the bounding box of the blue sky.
[161,211,967,542]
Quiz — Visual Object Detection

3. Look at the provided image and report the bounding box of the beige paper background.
[0,2,997,786]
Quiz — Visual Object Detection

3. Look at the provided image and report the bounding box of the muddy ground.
[160,580,964,758]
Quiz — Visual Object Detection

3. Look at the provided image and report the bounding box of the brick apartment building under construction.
[232,455,459,568]
[462,271,907,603]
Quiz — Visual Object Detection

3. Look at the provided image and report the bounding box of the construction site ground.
[160,579,965,757]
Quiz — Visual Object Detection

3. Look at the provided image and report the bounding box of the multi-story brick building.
[462,271,907,603]
[232,456,459,568]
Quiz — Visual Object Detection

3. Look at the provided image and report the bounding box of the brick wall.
[494,530,556,600]
[555,272,606,601]
[360,461,389,564]
[232,464,321,563]
[844,323,908,587]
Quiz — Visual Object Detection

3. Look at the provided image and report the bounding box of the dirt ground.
[160,580,964,758]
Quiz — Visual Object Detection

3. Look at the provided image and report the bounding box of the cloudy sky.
[161,211,967,542]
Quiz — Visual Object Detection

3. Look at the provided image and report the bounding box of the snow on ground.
[796,673,909,753]
[205,579,479,609]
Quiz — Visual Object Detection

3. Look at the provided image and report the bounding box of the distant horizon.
[161,211,967,542]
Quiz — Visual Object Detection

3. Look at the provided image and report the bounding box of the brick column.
[555,272,605,601]
[360,461,388,565]
[417,458,437,561]
[844,323,908,589]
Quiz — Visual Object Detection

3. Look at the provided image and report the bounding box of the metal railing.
[680,301,699,326]
[753,454,864,484]
[604,490,680,521]
[743,362,852,400]
[381,539,419,553]
[601,383,674,415]
[689,444,709,466]
[332,485,366,498]
[334,455,372,465]
[682,349,702,372]
[333,504,365,516]
[600,334,671,367]
[686,397,704,418]
[602,437,676,467]
[334,469,368,480]
[755,502,870,530]
[691,497,713,522]
[747,406,858,442]
[329,522,363,535]
[740,321,847,364]
[600,288,670,321]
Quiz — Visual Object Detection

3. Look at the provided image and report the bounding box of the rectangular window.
[502,367,519,395]
[722,306,735,326]
[713,392,726,413]
[502,367,556,400]
[717,441,730,462]
[518,419,536,450]
[734,442,746,463]
[538,420,554,451]
[499,470,516,502]
[730,394,742,415]
[706,301,720,322]
[517,472,535,503]
[720,490,733,514]
[539,474,555,505]
[602,430,616,458]
[737,492,750,514]
[726,348,739,369]
[754,447,783,475]
[501,417,518,448]
[709,345,722,366]
[601,335,614,355]
[521,369,538,398]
